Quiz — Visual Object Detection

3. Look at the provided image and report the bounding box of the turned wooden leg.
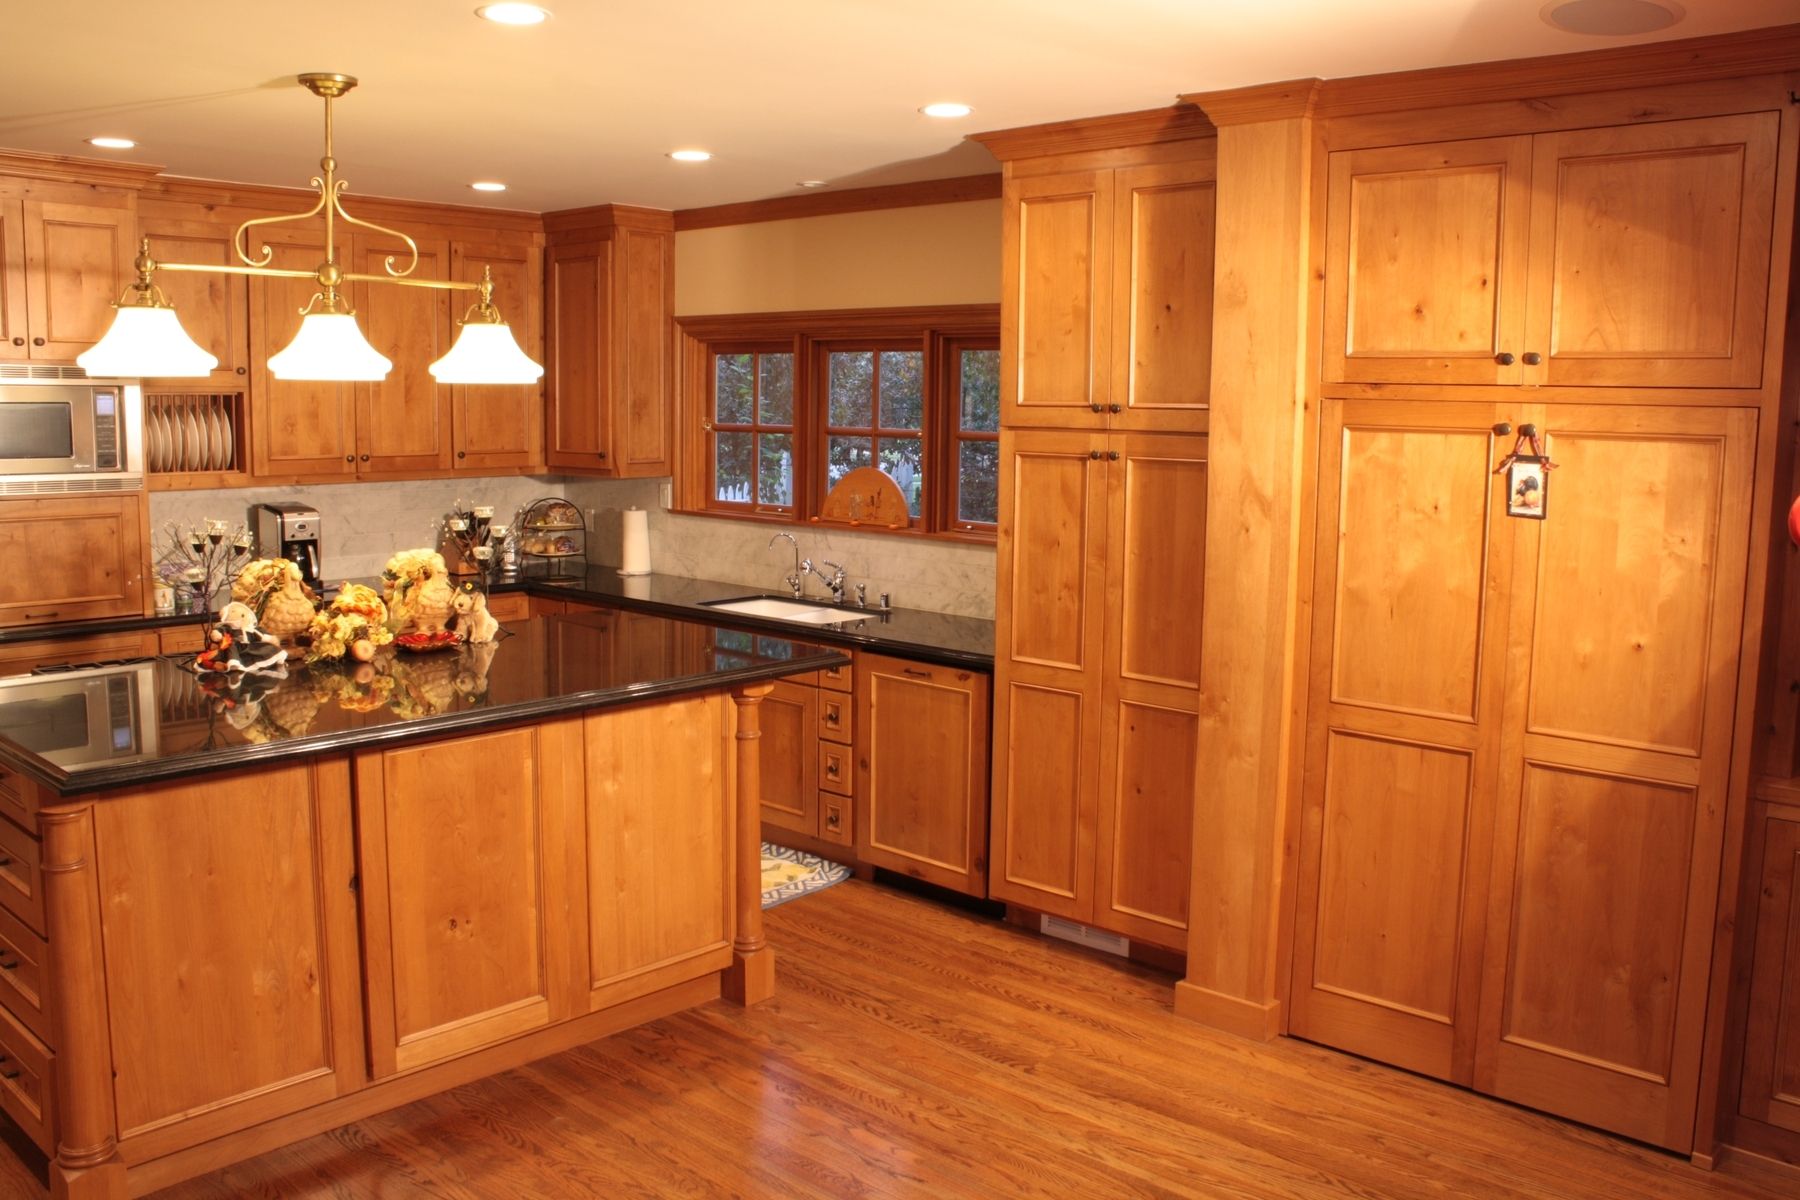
[41,805,127,1200]
[724,683,776,1005]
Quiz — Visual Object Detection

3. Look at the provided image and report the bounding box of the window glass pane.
[958,441,999,525]
[959,349,1000,433]
[714,431,753,502]
[879,350,924,431]
[826,435,872,486]
[759,353,794,426]
[880,437,924,518]
[828,351,874,428]
[758,433,794,506]
[715,354,754,424]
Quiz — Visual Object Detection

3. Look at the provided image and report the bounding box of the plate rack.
[144,393,250,489]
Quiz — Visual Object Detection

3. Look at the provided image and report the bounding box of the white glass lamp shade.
[429,320,545,385]
[77,304,219,378]
[267,312,392,381]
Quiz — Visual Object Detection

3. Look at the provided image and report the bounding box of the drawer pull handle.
[0,1070,17,1081]
[24,611,60,620]
[902,667,931,678]
[0,857,11,869]
[0,954,16,970]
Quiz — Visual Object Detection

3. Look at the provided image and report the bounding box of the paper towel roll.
[618,507,651,576]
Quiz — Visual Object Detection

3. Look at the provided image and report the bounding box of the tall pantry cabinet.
[1286,83,1792,1154]
[978,114,1216,951]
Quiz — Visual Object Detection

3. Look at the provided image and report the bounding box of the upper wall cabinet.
[544,209,674,477]
[1002,154,1215,431]
[451,238,543,473]
[354,232,455,476]
[249,228,357,480]
[0,195,135,363]
[1323,112,1778,390]
[135,204,252,387]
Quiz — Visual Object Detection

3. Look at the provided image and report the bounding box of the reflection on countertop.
[0,610,845,796]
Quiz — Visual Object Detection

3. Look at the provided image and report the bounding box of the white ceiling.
[1,1,1793,214]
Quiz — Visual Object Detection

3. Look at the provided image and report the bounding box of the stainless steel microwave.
[0,374,144,494]
[0,661,157,774]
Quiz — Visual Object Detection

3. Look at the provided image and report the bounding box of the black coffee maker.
[252,502,324,591]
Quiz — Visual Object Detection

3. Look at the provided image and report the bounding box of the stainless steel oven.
[0,372,144,495]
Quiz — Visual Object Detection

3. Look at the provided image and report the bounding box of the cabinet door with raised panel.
[0,493,146,626]
[136,208,250,386]
[759,679,820,839]
[0,200,27,363]
[546,240,614,471]
[990,429,1108,918]
[1523,113,1778,390]
[355,234,453,475]
[1002,171,1111,429]
[855,653,990,895]
[452,239,543,472]
[1476,404,1755,1151]
[611,225,673,476]
[1321,137,1532,386]
[1091,433,1206,948]
[1740,801,1800,1135]
[356,722,579,1076]
[1289,401,1511,1083]
[21,199,135,360]
[250,234,356,479]
[1110,160,1215,432]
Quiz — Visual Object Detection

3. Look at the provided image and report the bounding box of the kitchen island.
[0,610,845,1199]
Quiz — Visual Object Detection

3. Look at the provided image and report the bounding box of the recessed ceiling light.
[1540,0,1683,35]
[797,180,829,189]
[87,136,136,150]
[475,3,550,26]
[469,181,508,193]
[668,149,713,163]
[920,102,973,119]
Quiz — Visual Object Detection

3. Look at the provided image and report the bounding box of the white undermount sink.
[700,596,858,625]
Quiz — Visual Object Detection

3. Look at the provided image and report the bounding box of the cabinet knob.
[9,337,20,347]
[359,454,369,462]
[597,451,607,460]
[1089,449,1103,460]
[457,451,466,459]
[345,454,355,463]
[31,337,44,347]
[1107,450,1120,461]
[1495,352,1515,366]
[235,366,246,375]
[1522,351,1542,366]
[1108,404,1122,414]
[1090,403,1103,413]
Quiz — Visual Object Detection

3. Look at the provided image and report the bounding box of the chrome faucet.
[805,558,848,604]
[768,532,803,597]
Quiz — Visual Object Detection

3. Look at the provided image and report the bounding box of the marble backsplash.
[149,475,997,619]
[561,478,996,619]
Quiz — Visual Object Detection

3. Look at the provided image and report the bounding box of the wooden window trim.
[937,334,1001,535]
[675,305,999,543]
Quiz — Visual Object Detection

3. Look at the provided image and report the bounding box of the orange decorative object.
[811,466,911,530]
[1789,494,1800,547]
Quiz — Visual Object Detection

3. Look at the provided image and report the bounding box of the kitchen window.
[675,306,999,541]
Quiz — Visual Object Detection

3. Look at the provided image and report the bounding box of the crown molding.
[1305,22,1800,122]
[1182,80,1323,127]
[0,149,166,190]
[969,104,1216,163]
[673,174,1000,232]
[543,204,676,239]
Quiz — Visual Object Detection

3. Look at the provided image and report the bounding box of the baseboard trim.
[1173,980,1282,1041]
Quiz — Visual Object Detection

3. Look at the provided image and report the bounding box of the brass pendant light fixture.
[80,73,543,385]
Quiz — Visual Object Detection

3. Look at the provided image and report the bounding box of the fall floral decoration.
[381,548,457,641]
[304,582,395,663]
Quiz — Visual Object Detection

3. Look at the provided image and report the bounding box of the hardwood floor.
[1,878,1795,1199]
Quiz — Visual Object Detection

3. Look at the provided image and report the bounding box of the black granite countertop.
[0,570,994,670]
[0,610,845,797]
[502,568,994,670]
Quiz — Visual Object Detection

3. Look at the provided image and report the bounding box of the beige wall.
[674,199,1002,315]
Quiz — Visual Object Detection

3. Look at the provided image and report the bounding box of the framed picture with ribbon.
[1506,457,1547,519]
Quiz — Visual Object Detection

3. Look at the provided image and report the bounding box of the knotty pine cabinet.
[989,429,1206,949]
[1738,785,1800,1142]
[0,493,147,627]
[135,202,253,387]
[544,208,674,477]
[249,228,357,479]
[451,238,544,473]
[761,658,854,848]
[1322,112,1778,390]
[1288,399,1756,1152]
[854,652,990,896]
[1002,154,1215,431]
[0,192,135,363]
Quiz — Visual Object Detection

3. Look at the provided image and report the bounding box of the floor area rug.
[761,843,852,909]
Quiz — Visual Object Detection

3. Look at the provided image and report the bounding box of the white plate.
[146,408,161,472]
[207,405,223,471]
[156,408,172,472]
[218,407,233,471]
[184,408,203,471]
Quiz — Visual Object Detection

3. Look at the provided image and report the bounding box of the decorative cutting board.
[812,466,910,530]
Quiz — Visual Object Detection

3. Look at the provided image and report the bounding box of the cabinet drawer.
[0,906,49,1046]
[0,762,38,829]
[0,998,53,1153]
[819,741,852,797]
[158,623,206,655]
[820,793,851,846]
[0,817,43,936]
[819,693,852,744]
[0,630,159,678]
[819,660,852,692]
[485,591,531,623]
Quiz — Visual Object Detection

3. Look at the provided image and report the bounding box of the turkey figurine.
[382,549,460,649]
